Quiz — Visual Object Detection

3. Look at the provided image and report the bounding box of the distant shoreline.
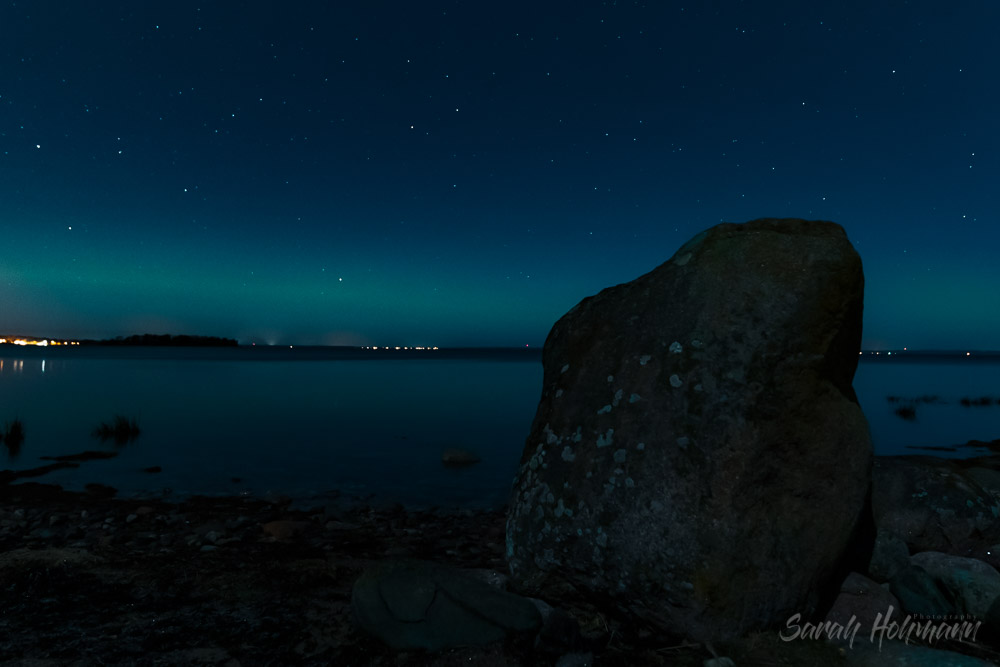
[0,344,544,363]
[2,337,998,360]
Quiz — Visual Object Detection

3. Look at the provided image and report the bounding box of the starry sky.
[1,2,997,349]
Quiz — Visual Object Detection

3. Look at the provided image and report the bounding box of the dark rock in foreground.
[352,558,541,650]
[889,564,956,618]
[507,218,873,642]
[824,571,900,631]
[1,483,996,665]
[911,551,1000,619]
[873,455,1000,569]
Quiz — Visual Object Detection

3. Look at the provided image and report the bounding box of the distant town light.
[2,336,79,346]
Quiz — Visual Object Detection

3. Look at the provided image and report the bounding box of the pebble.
[704,659,735,667]
[556,653,593,667]
[126,514,138,523]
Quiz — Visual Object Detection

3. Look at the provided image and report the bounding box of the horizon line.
[2,334,999,356]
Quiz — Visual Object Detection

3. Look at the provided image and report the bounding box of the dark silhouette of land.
[83,334,238,347]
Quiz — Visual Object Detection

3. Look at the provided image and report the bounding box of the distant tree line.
[83,334,239,347]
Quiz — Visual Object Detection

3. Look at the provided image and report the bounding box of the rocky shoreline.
[5,460,1000,666]
[0,481,518,666]
[0,480,845,666]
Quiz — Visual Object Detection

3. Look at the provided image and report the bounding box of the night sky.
[2,2,997,349]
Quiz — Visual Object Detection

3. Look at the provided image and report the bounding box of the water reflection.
[2,418,25,459]
[92,415,142,446]
[0,358,53,375]
[0,359,27,374]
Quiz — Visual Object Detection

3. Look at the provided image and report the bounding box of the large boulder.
[506,218,873,642]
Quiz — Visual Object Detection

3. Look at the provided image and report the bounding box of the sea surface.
[1,346,998,508]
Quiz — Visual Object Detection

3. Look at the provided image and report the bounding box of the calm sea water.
[1,347,998,507]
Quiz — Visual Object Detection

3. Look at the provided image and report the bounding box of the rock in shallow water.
[442,448,481,466]
[506,218,873,642]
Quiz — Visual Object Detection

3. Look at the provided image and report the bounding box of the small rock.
[442,448,481,466]
[531,598,583,656]
[352,558,541,650]
[85,483,117,499]
[826,572,901,631]
[704,659,735,667]
[126,514,138,524]
[465,569,510,590]
[200,545,217,552]
[264,493,292,506]
[261,520,308,541]
[556,653,593,667]
[385,546,412,557]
